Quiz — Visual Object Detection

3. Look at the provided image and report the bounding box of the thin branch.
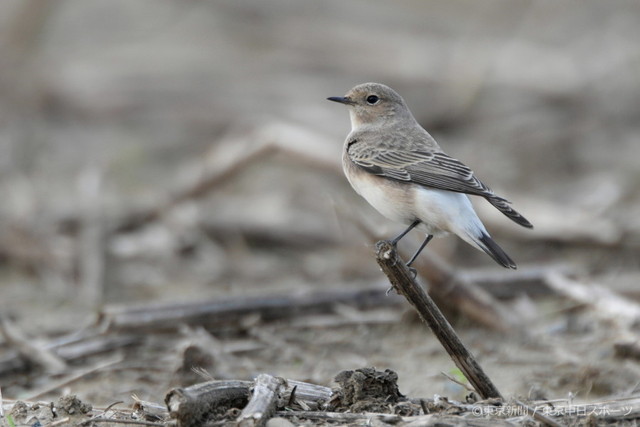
[440,371,475,393]
[22,355,124,401]
[99,286,399,332]
[237,374,285,427]
[513,399,564,427]
[0,314,67,374]
[274,410,403,424]
[375,240,502,400]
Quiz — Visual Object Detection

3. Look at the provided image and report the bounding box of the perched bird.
[328,83,532,269]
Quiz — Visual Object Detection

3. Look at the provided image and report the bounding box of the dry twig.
[0,330,137,376]
[23,355,124,401]
[237,374,285,427]
[274,410,402,424]
[99,286,399,332]
[115,122,339,233]
[165,380,251,427]
[0,315,67,374]
[44,417,71,427]
[165,378,332,427]
[412,251,524,333]
[545,272,640,335]
[375,240,502,400]
[77,419,165,426]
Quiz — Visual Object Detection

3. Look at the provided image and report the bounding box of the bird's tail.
[473,232,517,269]
[486,196,533,229]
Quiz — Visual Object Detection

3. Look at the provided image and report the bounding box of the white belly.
[349,172,414,224]
[345,157,485,239]
[412,186,485,238]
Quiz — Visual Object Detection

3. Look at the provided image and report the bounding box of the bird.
[328,82,533,269]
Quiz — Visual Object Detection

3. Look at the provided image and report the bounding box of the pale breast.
[343,152,416,225]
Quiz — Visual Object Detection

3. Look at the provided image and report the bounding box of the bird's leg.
[406,234,433,267]
[386,220,421,293]
[390,219,420,246]
[403,234,434,278]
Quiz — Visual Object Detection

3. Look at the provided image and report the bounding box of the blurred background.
[1,0,640,408]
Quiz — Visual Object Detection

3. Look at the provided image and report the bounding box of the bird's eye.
[366,95,380,105]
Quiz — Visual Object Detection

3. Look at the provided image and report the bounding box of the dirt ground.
[1,1,640,426]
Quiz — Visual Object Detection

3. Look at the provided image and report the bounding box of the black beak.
[327,96,354,105]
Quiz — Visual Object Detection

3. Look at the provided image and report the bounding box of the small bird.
[328,83,532,269]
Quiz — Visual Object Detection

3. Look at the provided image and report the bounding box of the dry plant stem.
[115,144,277,232]
[462,265,568,299]
[544,395,640,420]
[440,371,475,393]
[375,240,502,400]
[237,374,285,427]
[274,411,518,426]
[0,332,137,377]
[77,419,164,426]
[23,355,124,401]
[0,315,67,374]
[545,272,640,333]
[165,378,332,427]
[100,287,398,332]
[403,415,524,427]
[283,380,332,406]
[132,397,168,423]
[411,249,523,333]
[514,400,564,427]
[166,380,251,427]
[44,417,71,427]
[53,334,138,361]
[274,410,402,424]
[116,124,339,233]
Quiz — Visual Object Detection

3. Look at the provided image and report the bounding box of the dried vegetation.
[1,1,640,426]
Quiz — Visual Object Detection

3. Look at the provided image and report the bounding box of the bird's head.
[328,82,412,129]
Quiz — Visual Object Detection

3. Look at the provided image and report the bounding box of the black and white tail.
[476,232,517,269]
[486,195,533,229]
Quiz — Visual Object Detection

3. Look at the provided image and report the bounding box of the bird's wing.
[347,142,534,228]
[348,143,493,196]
